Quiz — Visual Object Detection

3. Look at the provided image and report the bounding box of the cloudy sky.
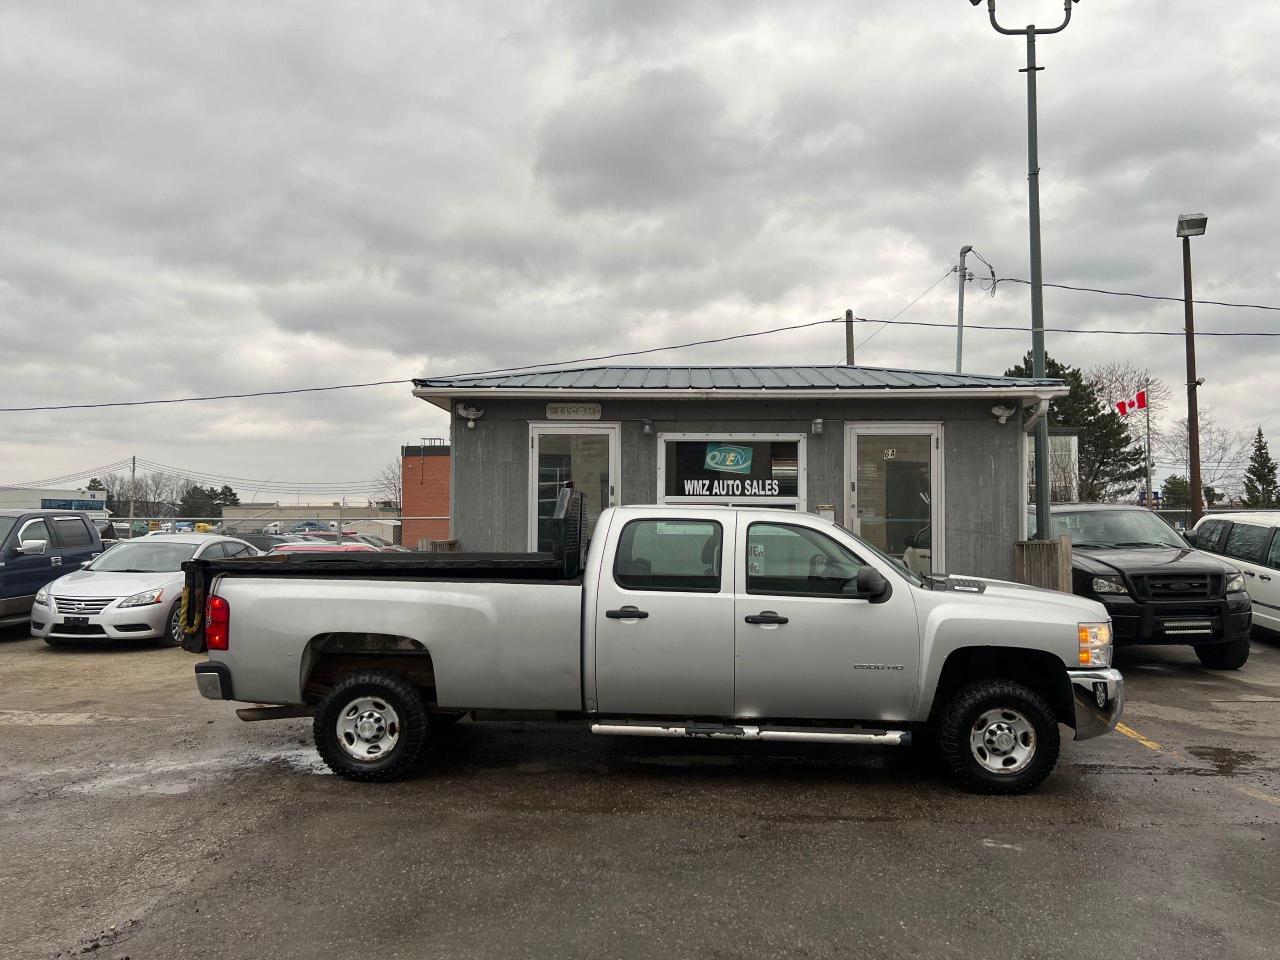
[2,0,1278,501]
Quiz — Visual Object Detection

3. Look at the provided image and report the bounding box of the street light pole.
[1177,212,1209,524]
[978,0,1077,542]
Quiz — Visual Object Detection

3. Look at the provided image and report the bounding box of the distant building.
[401,442,450,548]
[0,486,110,519]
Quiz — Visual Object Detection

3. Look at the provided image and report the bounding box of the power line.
[993,277,1280,313]
[854,269,956,352]
[867,318,1280,337]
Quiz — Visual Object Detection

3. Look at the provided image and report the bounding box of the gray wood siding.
[445,396,1025,577]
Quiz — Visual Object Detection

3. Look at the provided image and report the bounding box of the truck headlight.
[34,587,49,607]
[1225,572,1246,594]
[1078,621,1113,668]
[1091,576,1128,595]
[120,589,165,608]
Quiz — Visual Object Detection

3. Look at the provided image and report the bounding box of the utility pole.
[127,455,136,537]
[844,308,855,365]
[955,245,973,373]
[1144,384,1153,509]
[977,0,1077,543]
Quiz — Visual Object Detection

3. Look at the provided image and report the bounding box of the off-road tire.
[938,679,1060,795]
[1195,637,1250,670]
[313,671,430,782]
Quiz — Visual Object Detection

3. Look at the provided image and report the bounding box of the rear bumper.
[1102,595,1251,646]
[1069,668,1124,741]
[195,661,233,700]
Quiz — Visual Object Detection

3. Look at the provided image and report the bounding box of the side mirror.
[856,566,890,602]
[18,539,48,556]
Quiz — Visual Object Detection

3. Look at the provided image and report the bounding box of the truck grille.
[1137,574,1216,600]
[51,596,116,615]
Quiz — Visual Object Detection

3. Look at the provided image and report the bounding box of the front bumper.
[1069,668,1124,740]
[1100,595,1251,646]
[30,600,169,641]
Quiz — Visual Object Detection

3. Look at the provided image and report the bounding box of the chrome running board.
[590,722,908,746]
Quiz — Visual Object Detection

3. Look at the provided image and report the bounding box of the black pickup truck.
[1034,503,1252,669]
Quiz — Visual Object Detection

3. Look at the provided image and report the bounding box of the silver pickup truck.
[183,490,1123,794]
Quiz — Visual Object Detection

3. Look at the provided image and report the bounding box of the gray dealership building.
[412,365,1067,580]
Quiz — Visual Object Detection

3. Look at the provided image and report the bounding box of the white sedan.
[31,535,259,647]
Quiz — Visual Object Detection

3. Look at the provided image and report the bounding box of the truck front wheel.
[1194,638,1250,670]
[938,680,1060,795]
[313,671,430,782]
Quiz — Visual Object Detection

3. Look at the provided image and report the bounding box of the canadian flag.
[1116,390,1147,417]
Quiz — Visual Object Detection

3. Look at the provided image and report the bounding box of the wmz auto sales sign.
[681,478,781,496]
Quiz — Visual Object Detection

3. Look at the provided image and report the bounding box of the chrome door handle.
[1244,570,1256,577]
[50,557,62,567]
[1261,575,1272,582]
[744,611,789,625]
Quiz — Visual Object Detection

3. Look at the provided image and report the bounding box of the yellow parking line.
[1115,722,1162,752]
[1117,721,1280,808]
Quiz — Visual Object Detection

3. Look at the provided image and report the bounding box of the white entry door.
[528,423,620,551]
[846,423,943,575]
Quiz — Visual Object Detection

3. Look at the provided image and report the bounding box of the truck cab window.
[747,522,865,597]
[613,520,722,593]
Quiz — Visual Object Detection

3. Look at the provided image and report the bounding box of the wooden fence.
[1013,535,1073,592]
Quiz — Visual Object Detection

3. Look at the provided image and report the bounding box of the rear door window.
[1222,523,1273,565]
[613,519,723,593]
[1267,532,1280,570]
[53,517,94,548]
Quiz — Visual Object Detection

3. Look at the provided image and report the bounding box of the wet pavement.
[1,626,1277,960]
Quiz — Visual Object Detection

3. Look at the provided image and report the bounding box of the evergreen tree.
[1161,475,1190,510]
[1006,352,1145,501]
[1242,428,1279,508]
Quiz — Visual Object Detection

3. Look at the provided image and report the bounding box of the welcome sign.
[704,444,752,474]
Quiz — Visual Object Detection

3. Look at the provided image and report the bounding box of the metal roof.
[412,365,1066,403]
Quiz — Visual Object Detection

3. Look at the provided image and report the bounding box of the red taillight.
[206,595,230,651]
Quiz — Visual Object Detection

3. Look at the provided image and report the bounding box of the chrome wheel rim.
[336,696,401,762]
[169,607,183,643]
[969,707,1036,775]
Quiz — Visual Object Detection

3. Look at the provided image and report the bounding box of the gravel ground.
[1,626,1277,960]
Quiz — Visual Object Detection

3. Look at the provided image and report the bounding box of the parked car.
[1034,504,1252,669]
[267,542,379,554]
[237,533,308,552]
[291,521,327,534]
[185,492,1123,794]
[31,534,259,646]
[0,510,105,628]
[1187,512,1280,636]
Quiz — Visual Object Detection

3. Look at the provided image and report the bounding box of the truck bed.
[190,550,574,581]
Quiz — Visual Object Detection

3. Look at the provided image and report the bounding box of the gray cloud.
[1,0,1278,492]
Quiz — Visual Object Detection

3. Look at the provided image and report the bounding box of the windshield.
[90,540,200,572]
[1046,510,1186,549]
[0,517,15,545]
[833,522,925,586]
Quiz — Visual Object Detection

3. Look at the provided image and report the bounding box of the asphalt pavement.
[1,626,1277,960]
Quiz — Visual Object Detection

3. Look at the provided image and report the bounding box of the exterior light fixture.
[642,420,653,435]
[811,418,824,435]
[1176,213,1207,238]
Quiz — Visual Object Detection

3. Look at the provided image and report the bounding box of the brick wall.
[401,444,450,548]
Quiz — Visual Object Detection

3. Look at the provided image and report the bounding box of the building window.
[657,433,806,510]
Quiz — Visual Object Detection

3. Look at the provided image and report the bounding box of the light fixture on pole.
[970,0,1080,543]
[1177,212,1208,524]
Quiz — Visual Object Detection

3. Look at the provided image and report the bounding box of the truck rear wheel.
[938,680,1060,795]
[1195,637,1250,670]
[313,671,430,782]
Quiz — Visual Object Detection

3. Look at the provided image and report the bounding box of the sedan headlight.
[1078,621,1113,668]
[1091,576,1128,595]
[34,587,49,607]
[1225,572,1246,594]
[119,588,165,608]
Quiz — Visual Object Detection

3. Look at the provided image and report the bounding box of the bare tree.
[1087,362,1172,424]
[1155,409,1250,502]
[373,458,402,512]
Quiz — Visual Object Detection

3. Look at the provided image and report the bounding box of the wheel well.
[930,647,1074,728]
[301,633,436,705]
